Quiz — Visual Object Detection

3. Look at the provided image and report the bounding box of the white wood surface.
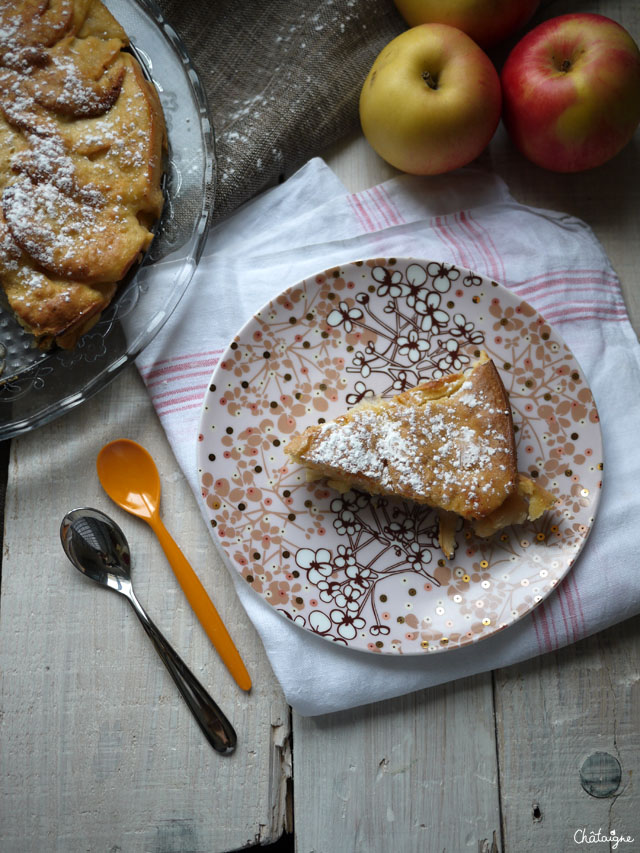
[0,369,290,852]
[495,618,640,851]
[1,1,640,851]
[293,675,502,853]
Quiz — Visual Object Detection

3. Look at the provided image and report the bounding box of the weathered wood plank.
[494,615,640,851]
[292,675,501,853]
[0,367,290,853]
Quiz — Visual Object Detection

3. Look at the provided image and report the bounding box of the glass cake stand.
[0,0,214,440]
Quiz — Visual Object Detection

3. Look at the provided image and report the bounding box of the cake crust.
[286,355,518,520]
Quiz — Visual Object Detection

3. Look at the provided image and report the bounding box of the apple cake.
[0,0,166,349]
[285,353,556,557]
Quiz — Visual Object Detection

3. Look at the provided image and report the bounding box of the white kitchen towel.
[137,157,640,716]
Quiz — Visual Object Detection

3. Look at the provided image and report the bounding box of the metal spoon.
[60,507,237,755]
[96,439,251,692]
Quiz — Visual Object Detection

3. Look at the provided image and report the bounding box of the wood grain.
[0,368,290,853]
[494,616,640,850]
[292,676,502,853]
[485,2,640,847]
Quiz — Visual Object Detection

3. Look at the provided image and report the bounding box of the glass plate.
[197,258,603,655]
[0,0,214,440]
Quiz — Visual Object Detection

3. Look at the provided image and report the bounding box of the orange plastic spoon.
[96,438,251,692]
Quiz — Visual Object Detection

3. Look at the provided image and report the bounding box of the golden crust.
[0,212,118,350]
[76,0,128,42]
[472,474,556,538]
[0,0,165,350]
[0,1,76,49]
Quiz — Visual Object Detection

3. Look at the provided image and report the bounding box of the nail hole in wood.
[532,803,542,821]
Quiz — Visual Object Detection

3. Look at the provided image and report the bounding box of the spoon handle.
[127,588,237,755]
[149,514,252,692]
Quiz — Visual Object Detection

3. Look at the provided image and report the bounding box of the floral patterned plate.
[197,258,603,655]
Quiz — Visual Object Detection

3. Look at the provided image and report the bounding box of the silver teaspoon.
[60,507,237,755]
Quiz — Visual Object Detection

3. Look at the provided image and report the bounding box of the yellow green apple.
[392,0,540,49]
[359,24,501,175]
[501,13,640,172]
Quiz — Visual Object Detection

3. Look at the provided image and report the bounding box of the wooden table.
[1,3,639,851]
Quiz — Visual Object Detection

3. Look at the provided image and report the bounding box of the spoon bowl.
[61,506,132,591]
[96,439,251,691]
[61,507,237,755]
[97,439,160,520]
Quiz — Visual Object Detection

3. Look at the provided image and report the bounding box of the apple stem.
[561,58,572,72]
[422,70,438,90]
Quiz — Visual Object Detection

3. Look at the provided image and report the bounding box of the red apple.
[359,24,502,175]
[393,0,540,49]
[501,13,640,172]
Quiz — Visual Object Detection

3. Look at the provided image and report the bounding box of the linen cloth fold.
[137,159,640,716]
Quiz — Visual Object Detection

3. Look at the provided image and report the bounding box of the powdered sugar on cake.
[301,371,515,518]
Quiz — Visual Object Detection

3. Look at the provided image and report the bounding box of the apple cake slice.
[285,353,555,557]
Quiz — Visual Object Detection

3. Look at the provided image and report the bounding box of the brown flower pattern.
[198,259,603,655]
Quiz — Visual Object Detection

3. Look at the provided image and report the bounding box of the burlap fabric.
[155,0,405,221]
